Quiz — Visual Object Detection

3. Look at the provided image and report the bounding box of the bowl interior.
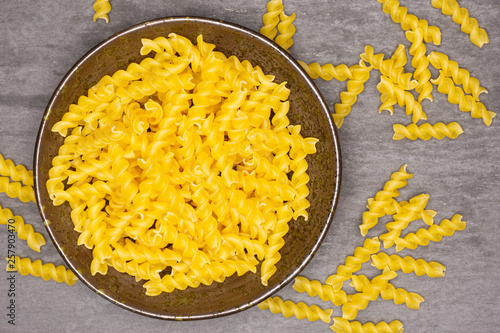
[34,17,341,320]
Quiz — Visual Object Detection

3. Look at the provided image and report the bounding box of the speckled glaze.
[34,17,341,320]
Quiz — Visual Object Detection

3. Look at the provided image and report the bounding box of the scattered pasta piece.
[0,203,46,252]
[92,0,111,23]
[293,276,348,306]
[325,237,380,290]
[393,122,464,140]
[428,52,488,101]
[342,267,397,320]
[275,11,296,51]
[371,253,446,277]
[297,60,353,82]
[431,0,489,47]
[6,256,78,286]
[0,153,33,186]
[405,28,433,103]
[432,72,495,126]
[0,177,36,203]
[360,164,413,237]
[330,317,404,333]
[377,0,441,44]
[258,296,334,323]
[261,0,284,40]
[333,61,373,128]
[395,214,466,251]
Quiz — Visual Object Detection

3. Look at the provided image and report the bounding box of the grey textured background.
[0,0,499,332]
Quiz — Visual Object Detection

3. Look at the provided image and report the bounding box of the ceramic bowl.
[34,16,341,320]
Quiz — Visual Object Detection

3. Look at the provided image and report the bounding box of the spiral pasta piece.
[333,61,372,128]
[431,0,489,47]
[0,154,33,186]
[92,0,111,23]
[330,317,404,333]
[377,76,426,123]
[325,237,380,290]
[0,177,36,203]
[377,0,441,44]
[427,52,487,101]
[258,296,334,323]
[297,60,354,82]
[432,72,495,126]
[260,0,284,40]
[395,214,466,251]
[6,256,78,286]
[360,164,413,237]
[342,267,397,320]
[371,253,446,277]
[405,28,433,103]
[0,204,46,252]
[293,276,348,306]
[393,122,463,141]
[275,11,296,51]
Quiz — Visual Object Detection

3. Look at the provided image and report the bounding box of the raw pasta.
[395,214,466,251]
[431,72,495,126]
[0,203,46,252]
[392,122,464,140]
[405,28,433,103]
[276,11,296,51]
[48,34,318,295]
[431,0,489,47]
[0,177,36,203]
[427,52,488,101]
[0,153,33,186]
[330,317,404,333]
[6,256,78,286]
[258,295,334,323]
[92,0,111,23]
[371,253,446,277]
[297,61,353,82]
[260,0,284,40]
[293,276,348,306]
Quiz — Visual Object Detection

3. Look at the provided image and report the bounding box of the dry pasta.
[395,214,466,251]
[48,33,318,295]
[276,11,296,51]
[0,177,36,203]
[92,0,111,23]
[261,0,284,40]
[431,0,489,47]
[258,295,334,323]
[432,72,495,126]
[405,28,433,103]
[6,256,78,286]
[293,275,348,306]
[427,52,488,101]
[393,122,464,140]
[0,153,33,186]
[371,253,446,277]
[330,317,404,333]
[0,203,46,252]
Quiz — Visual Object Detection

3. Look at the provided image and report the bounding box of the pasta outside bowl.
[34,16,341,320]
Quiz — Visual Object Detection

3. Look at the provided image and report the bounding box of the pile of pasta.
[47,33,317,294]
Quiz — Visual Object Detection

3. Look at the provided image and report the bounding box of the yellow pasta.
[376,0,442,44]
[393,122,464,140]
[48,34,318,295]
[6,256,78,286]
[395,214,466,251]
[333,61,373,128]
[0,177,36,203]
[405,28,433,103]
[432,72,495,126]
[293,276,348,306]
[371,253,446,277]
[330,317,404,333]
[92,0,111,23]
[0,153,33,186]
[325,237,380,291]
[0,203,46,252]
[258,296,334,323]
[297,60,354,82]
[261,0,284,40]
[427,52,488,101]
[276,11,297,51]
[431,0,489,47]
[360,164,413,237]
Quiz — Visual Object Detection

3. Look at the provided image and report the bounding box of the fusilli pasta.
[0,203,46,252]
[6,256,78,286]
[393,122,464,140]
[258,296,334,323]
[330,317,404,333]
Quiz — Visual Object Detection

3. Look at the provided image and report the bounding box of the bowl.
[34,16,341,320]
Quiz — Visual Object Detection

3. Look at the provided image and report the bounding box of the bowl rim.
[33,15,342,320]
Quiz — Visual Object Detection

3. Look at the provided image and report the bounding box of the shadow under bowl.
[34,16,341,320]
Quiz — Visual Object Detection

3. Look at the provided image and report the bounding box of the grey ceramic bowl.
[34,17,341,320]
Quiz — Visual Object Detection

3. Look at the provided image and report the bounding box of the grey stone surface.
[0,0,499,332]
